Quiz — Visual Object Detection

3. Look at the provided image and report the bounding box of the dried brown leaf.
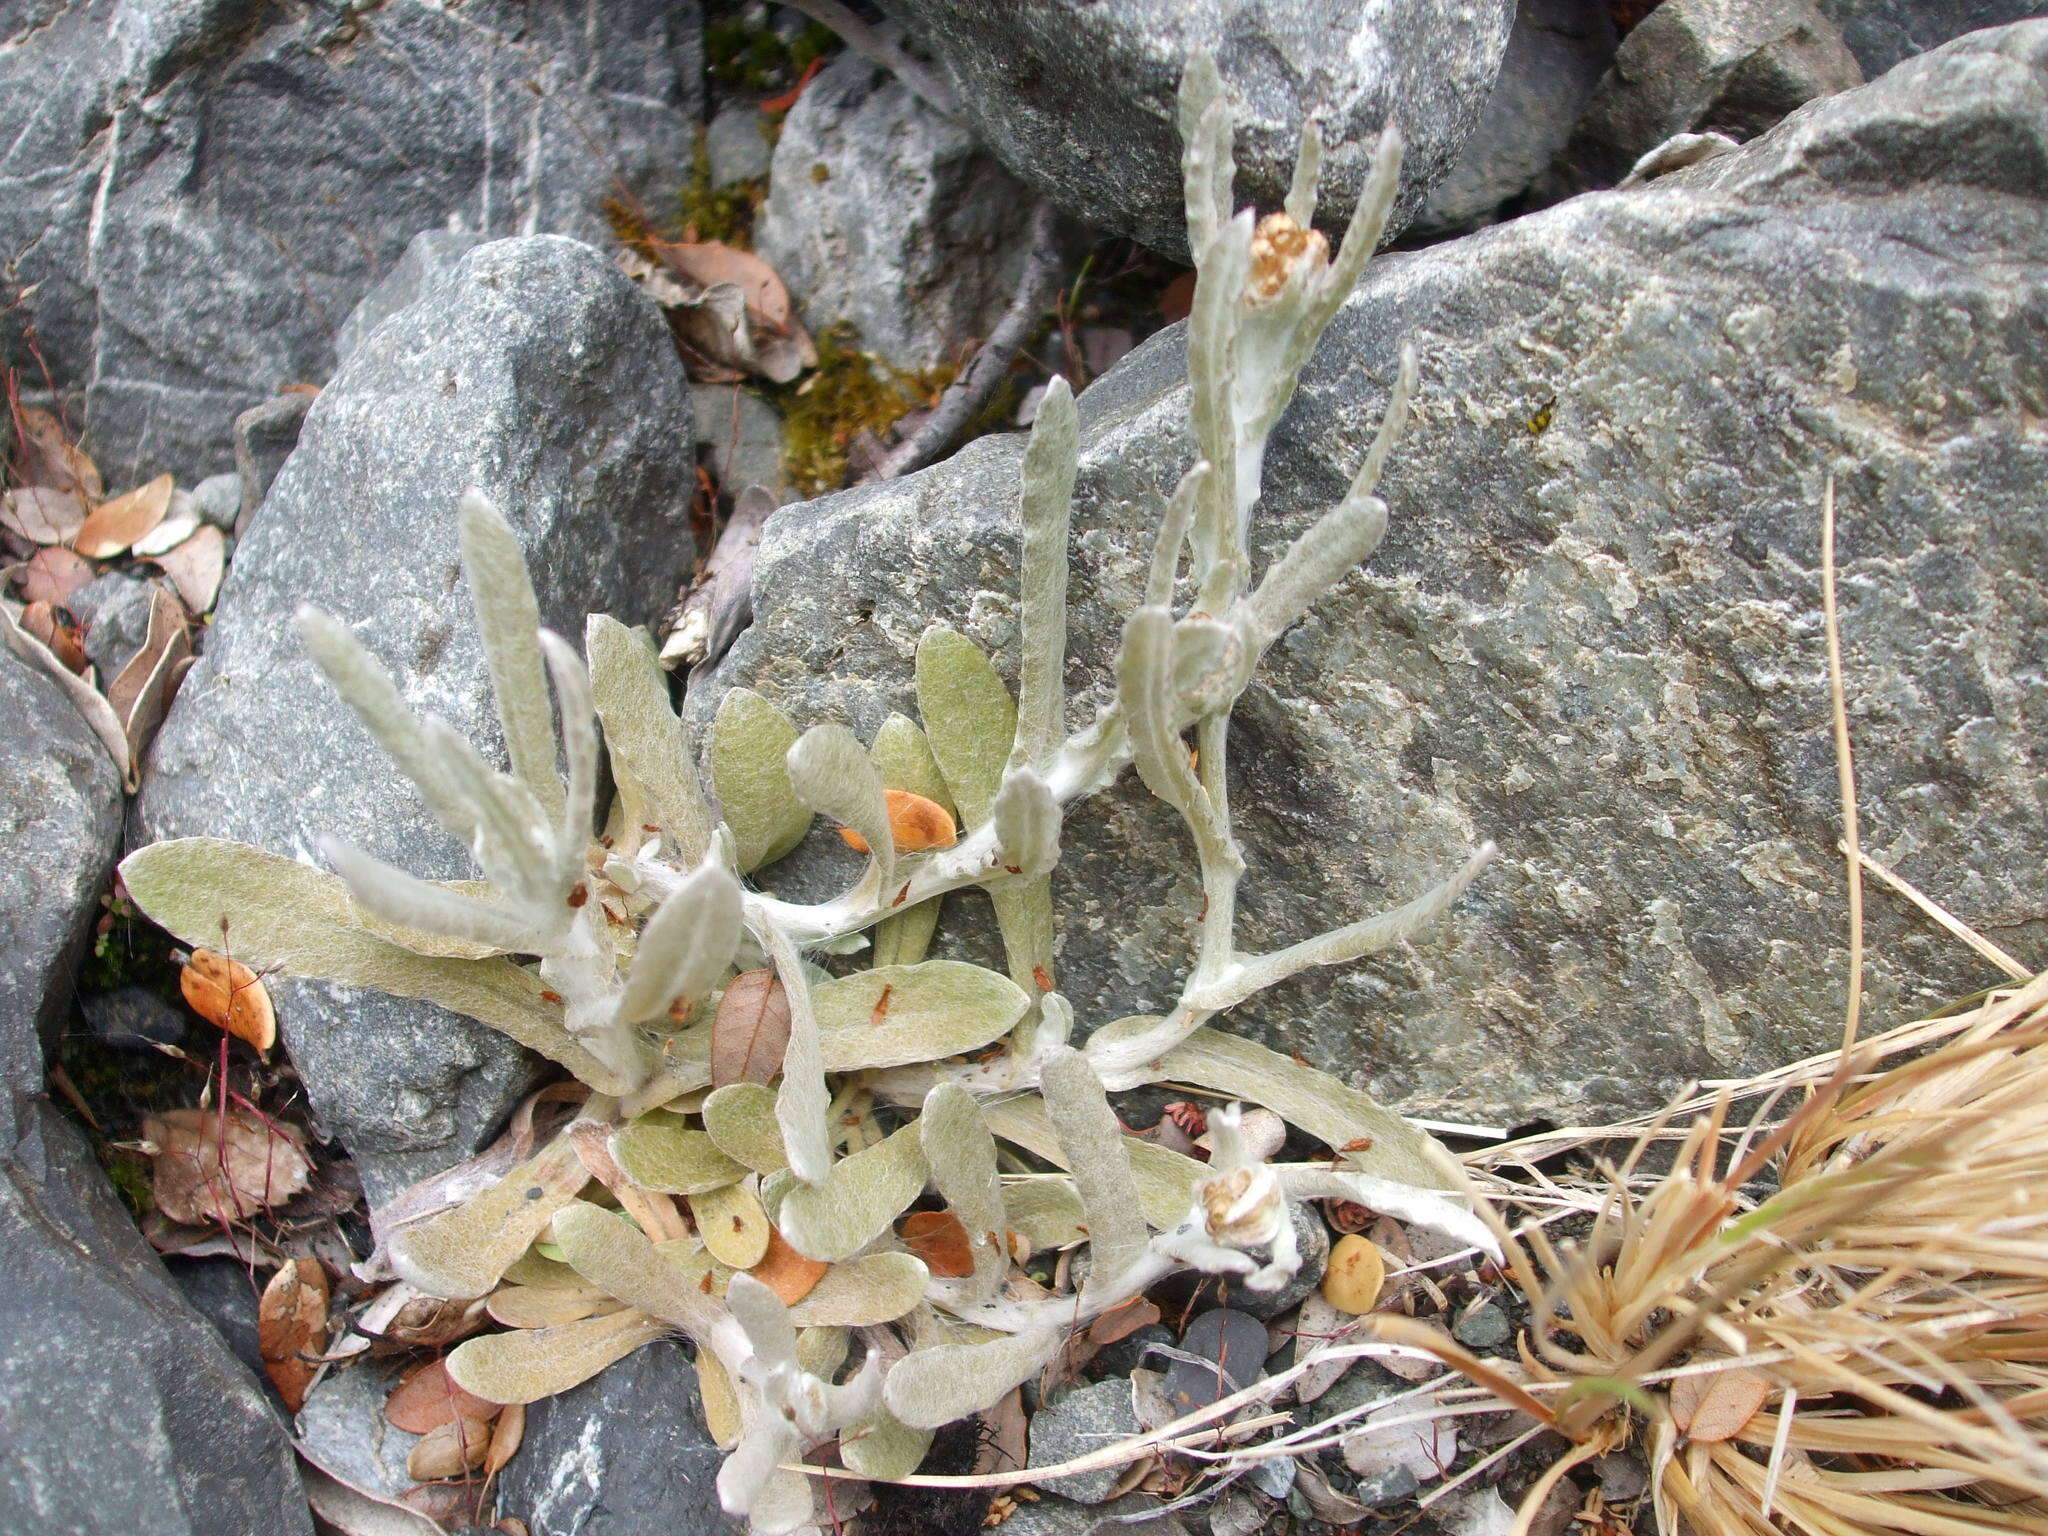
[180,948,277,1052]
[898,1209,975,1278]
[1669,1365,1769,1443]
[108,583,192,760]
[149,522,226,614]
[21,601,86,673]
[406,1415,493,1481]
[258,1257,329,1411]
[73,473,172,558]
[647,238,795,332]
[385,1357,503,1435]
[748,1225,829,1304]
[16,408,100,501]
[1,485,86,545]
[18,546,95,605]
[711,969,791,1087]
[143,1106,312,1226]
[485,1401,525,1475]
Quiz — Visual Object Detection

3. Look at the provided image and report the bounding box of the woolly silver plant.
[121,53,1498,1533]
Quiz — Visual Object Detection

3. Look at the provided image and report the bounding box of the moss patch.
[775,325,956,495]
[705,7,837,96]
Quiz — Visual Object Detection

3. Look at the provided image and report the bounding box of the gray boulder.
[1027,1377,1142,1504]
[1552,0,1864,193]
[756,50,1033,371]
[1822,1,2048,76]
[0,1103,311,1536]
[0,645,122,1151]
[1413,0,1620,236]
[872,0,1516,261]
[0,0,703,489]
[133,235,696,1207]
[494,1341,734,1536]
[697,23,2048,1132]
[332,231,487,368]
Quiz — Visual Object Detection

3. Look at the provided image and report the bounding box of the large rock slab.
[1821,1,2048,76]
[697,24,2048,1130]
[0,646,122,1152]
[873,0,1516,261]
[756,50,1033,371]
[0,1102,311,1536]
[133,235,696,1206]
[494,1341,733,1535]
[0,0,703,488]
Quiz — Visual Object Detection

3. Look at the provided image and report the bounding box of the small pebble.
[1452,1298,1513,1351]
[1161,1307,1268,1412]
[1321,1234,1386,1314]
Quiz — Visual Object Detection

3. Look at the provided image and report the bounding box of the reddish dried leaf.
[21,601,86,673]
[17,546,94,605]
[899,1209,975,1279]
[838,788,959,855]
[1,485,86,544]
[748,1225,829,1304]
[258,1257,329,1411]
[1671,1366,1770,1443]
[73,473,172,558]
[399,1482,480,1524]
[386,1357,503,1434]
[1157,270,1198,323]
[647,238,794,331]
[711,969,791,1088]
[16,408,101,501]
[143,1106,311,1226]
[1087,1296,1161,1348]
[407,1415,494,1481]
[149,522,226,614]
[180,948,277,1051]
[485,1401,526,1475]
[1322,1199,1374,1235]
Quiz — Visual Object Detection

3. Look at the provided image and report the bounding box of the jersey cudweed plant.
[122,54,1497,1532]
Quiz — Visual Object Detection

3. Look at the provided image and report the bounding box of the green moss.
[78,893,180,996]
[706,9,837,95]
[101,1153,154,1218]
[774,324,956,495]
[678,133,767,249]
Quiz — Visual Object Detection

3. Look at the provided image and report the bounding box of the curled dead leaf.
[258,1257,329,1412]
[149,522,226,615]
[386,1357,503,1434]
[180,948,277,1051]
[898,1209,974,1278]
[711,970,792,1087]
[18,546,95,605]
[407,1415,494,1481]
[21,601,86,674]
[108,584,192,768]
[16,408,101,501]
[73,473,172,558]
[839,788,958,855]
[142,1106,311,1226]
[1670,1364,1770,1443]
[485,1401,526,1475]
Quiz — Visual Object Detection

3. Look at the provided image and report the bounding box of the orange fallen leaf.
[838,788,958,855]
[258,1257,329,1412]
[1670,1365,1770,1443]
[386,1357,503,1434]
[180,948,277,1051]
[17,546,95,605]
[20,601,86,673]
[149,522,226,614]
[710,969,791,1088]
[748,1225,829,1304]
[647,238,795,333]
[143,1105,311,1226]
[1,485,86,544]
[899,1209,975,1278]
[73,473,172,558]
[1087,1296,1161,1347]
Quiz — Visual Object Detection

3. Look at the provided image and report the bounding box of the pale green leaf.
[1001,1177,1087,1252]
[774,1121,927,1261]
[447,1307,668,1404]
[609,1110,749,1194]
[688,1178,771,1268]
[551,1201,732,1340]
[914,627,1015,829]
[1012,375,1076,771]
[387,1134,591,1299]
[786,1252,929,1326]
[586,614,714,861]
[348,878,511,959]
[458,489,563,822]
[616,862,742,1025]
[787,721,892,891]
[869,712,955,812]
[921,1082,1004,1294]
[840,1404,934,1483]
[814,962,1028,1072]
[706,688,811,872]
[883,1326,1063,1429]
[1040,1047,1148,1283]
[871,900,942,968]
[119,838,638,1094]
[981,1094,1201,1231]
[702,1081,790,1173]
[990,768,1059,878]
[317,835,559,956]
[797,1325,850,1382]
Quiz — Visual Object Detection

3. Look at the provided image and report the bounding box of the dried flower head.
[1248,210,1327,301]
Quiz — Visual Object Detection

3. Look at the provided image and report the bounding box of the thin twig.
[873,201,1064,481]
[1848,843,2031,981]
[783,0,958,118]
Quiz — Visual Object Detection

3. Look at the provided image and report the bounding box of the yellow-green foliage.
[777,325,954,494]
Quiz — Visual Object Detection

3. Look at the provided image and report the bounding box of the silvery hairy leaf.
[447,1308,669,1405]
[914,626,1015,829]
[585,613,715,861]
[702,1081,789,1173]
[609,1109,749,1194]
[1040,1047,1149,1287]
[787,721,893,893]
[387,1133,590,1299]
[1012,373,1076,771]
[812,962,1029,1072]
[883,1325,1065,1429]
[615,862,743,1025]
[457,489,564,822]
[772,1120,927,1262]
[551,1200,735,1342]
[706,687,812,872]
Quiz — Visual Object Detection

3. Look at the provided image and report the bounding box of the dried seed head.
[1199,1163,1285,1249]
[1248,211,1326,301]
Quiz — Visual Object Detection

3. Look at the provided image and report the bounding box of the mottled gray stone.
[67,571,157,679]
[191,472,243,529]
[1821,1,2048,76]
[693,381,790,500]
[165,1255,267,1381]
[495,1341,735,1536]
[996,1491,1185,1536]
[874,0,1516,261]
[1028,1377,1142,1504]
[132,235,696,1207]
[0,645,121,1151]
[78,985,189,1056]
[707,105,773,188]
[698,24,2048,1132]
[756,50,1033,370]
[1452,1299,1514,1351]
[295,1357,416,1500]
[1215,1200,1328,1320]
[0,1102,311,1536]
[0,0,703,488]
[1414,0,1620,236]
[1557,0,1863,191]
[333,230,486,366]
